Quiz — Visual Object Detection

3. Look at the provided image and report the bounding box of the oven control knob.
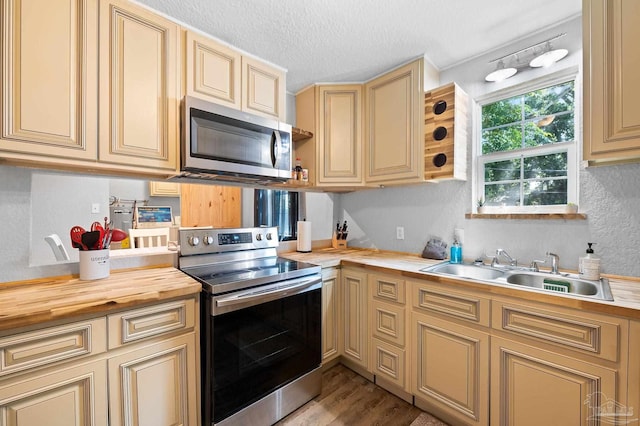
[203,235,214,245]
[255,234,263,241]
[188,236,200,246]
[266,233,273,240]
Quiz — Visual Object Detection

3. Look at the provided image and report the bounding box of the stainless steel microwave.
[173,96,292,184]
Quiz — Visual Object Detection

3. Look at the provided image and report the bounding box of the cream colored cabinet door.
[629,320,640,423]
[365,59,423,184]
[241,56,286,121]
[490,336,617,426]
[185,31,241,109]
[149,181,180,197]
[584,0,640,163]
[0,359,108,426]
[317,85,363,185]
[0,0,98,161]
[321,267,341,363]
[341,268,368,370]
[108,333,198,426]
[99,0,179,172]
[412,311,489,426]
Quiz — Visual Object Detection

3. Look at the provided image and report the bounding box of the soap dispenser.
[579,243,601,280]
[450,237,463,264]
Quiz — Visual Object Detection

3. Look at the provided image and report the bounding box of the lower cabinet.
[0,296,199,426]
[322,267,341,363]
[341,267,369,370]
[0,359,108,426]
[108,333,197,426]
[490,336,617,426]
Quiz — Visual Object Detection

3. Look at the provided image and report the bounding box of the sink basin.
[421,262,506,281]
[506,273,614,301]
[421,262,614,301]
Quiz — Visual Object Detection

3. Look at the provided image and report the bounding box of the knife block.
[332,232,347,249]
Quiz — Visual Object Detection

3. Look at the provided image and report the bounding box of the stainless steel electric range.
[178,226,322,426]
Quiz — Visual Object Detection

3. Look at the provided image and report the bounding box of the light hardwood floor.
[276,364,449,426]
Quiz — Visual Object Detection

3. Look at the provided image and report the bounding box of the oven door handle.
[215,276,321,308]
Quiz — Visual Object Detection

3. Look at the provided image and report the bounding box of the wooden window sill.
[465,213,587,220]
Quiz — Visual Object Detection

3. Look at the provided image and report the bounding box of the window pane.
[485,158,521,182]
[482,96,522,128]
[523,152,567,179]
[524,81,574,119]
[484,182,520,206]
[524,179,567,206]
[482,124,523,154]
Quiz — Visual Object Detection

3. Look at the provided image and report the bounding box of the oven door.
[204,277,321,424]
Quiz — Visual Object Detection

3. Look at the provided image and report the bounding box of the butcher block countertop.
[0,267,201,332]
[282,247,640,319]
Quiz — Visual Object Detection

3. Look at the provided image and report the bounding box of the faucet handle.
[530,259,546,272]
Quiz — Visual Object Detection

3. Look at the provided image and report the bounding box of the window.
[254,189,301,240]
[476,73,578,212]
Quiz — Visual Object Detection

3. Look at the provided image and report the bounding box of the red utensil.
[110,228,128,242]
[70,226,87,250]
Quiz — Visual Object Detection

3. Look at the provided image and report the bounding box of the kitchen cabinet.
[369,273,409,397]
[185,30,242,110]
[583,0,640,164]
[0,0,98,162]
[180,183,241,228]
[241,56,286,121]
[364,59,424,184]
[0,296,199,426]
[410,280,490,426]
[628,321,640,423]
[98,0,179,172]
[0,359,108,426]
[149,181,181,197]
[295,84,364,188]
[341,267,369,371]
[491,336,617,425]
[321,267,342,364]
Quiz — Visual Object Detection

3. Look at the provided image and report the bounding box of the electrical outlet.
[91,203,100,214]
[455,228,464,244]
[396,226,405,240]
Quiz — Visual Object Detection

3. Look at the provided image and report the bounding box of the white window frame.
[473,66,580,214]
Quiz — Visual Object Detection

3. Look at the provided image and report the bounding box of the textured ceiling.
[135,0,581,93]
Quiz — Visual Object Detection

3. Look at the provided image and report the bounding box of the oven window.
[254,189,300,241]
[211,288,321,423]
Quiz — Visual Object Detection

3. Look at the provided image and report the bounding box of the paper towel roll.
[297,221,312,252]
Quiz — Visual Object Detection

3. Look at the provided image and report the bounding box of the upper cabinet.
[241,56,286,121]
[365,59,424,184]
[295,84,364,189]
[185,31,241,109]
[583,0,640,164]
[185,31,286,121]
[98,0,179,172]
[0,0,98,161]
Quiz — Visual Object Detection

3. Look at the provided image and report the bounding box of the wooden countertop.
[282,248,640,319]
[0,267,201,332]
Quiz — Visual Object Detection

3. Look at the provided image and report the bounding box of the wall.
[339,16,640,277]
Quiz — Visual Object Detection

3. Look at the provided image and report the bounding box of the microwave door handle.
[271,130,282,168]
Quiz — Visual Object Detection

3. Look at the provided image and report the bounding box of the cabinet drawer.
[412,280,490,327]
[371,300,405,347]
[108,298,195,349]
[371,337,405,389]
[0,318,107,377]
[492,300,622,362]
[369,273,405,304]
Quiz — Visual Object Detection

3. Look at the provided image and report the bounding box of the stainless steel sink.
[505,273,614,301]
[421,262,506,281]
[421,262,614,301]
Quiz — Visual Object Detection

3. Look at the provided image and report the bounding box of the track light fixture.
[485,33,568,83]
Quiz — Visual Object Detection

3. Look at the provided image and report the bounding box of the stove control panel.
[179,226,279,256]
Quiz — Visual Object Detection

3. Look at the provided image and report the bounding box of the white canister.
[79,249,110,280]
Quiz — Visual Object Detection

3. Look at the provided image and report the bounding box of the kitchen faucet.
[491,249,517,267]
[547,252,560,274]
